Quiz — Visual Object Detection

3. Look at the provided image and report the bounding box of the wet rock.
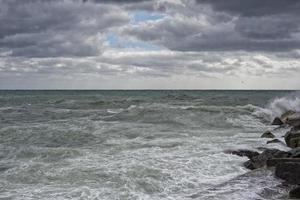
[275,162,300,185]
[289,147,300,158]
[272,117,284,125]
[226,149,259,160]
[272,110,296,125]
[266,139,283,144]
[243,160,255,170]
[267,158,300,167]
[244,148,290,170]
[261,131,275,138]
[286,112,300,128]
[289,187,300,199]
[281,110,297,123]
[285,128,300,148]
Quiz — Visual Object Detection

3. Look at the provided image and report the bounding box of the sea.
[0,90,300,200]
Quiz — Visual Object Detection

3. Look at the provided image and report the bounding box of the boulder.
[275,162,300,184]
[261,131,275,138]
[227,149,259,160]
[286,112,300,127]
[284,128,300,148]
[271,117,284,125]
[281,110,297,123]
[243,160,255,170]
[272,110,296,125]
[289,187,300,199]
[267,158,300,167]
[289,147,300,158]
[243,148,290,170]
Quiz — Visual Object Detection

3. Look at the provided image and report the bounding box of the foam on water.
[0,90,298,199]
[253,91,300,121]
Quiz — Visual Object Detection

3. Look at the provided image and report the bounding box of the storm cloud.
[123,0,300,52]
[0,0,300,89]
[0,0,129,57]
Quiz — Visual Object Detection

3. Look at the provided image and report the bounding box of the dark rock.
[289,187,300,199]
[244,148,290,170]
[281,110,297,123]
[289,147,300,158]
[286,112,300,128]
[272,110,296,126]
[227,149,259,160]
[293,126,300,131]
[272,117,284,125]
[267,158,300,167]
[261,131,275,138]
[285,128,300,148]
[243,160,255,170]
[275,162,300,184]
[266,139,283,144]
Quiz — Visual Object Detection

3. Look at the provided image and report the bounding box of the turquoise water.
[0,90,299,199]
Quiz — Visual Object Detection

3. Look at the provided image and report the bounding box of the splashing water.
[0,90,297,200]
[253,92,300,121]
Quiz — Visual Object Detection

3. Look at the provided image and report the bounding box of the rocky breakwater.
[227,110,300,198]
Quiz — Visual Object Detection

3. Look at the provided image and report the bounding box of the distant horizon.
[0,89,299,91]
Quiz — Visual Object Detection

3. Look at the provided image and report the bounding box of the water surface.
[0,90,299,199]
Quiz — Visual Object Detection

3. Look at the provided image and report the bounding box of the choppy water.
[0,90,300,200]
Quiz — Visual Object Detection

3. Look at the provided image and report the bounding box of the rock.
[226,149,259,160]
[261,131,275,138]
[289,187,300,199]
[244,148,290,170]
[243,160,255,170]
[272,117,284,125]
[266,139,283,144]
[272,110,296,125]
[281,110,297,123]
[289,147,300,158]
[275,162,300,185]
[285,128,300,148]
[286,112,300,127]
[267,158,300,167]
[291,126,300,131]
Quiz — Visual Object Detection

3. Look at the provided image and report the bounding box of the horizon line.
[0,89,298,91]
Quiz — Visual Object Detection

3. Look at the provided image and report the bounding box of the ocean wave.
[253,92,300,121]
[184,104,259,114]
[100,102,265,129]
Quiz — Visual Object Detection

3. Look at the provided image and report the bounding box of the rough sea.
[1,90,300,200]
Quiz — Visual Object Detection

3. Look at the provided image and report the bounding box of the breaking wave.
[253,92,300,121]
[1,90,299,200]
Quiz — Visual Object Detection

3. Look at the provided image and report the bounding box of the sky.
[0,0,300,89]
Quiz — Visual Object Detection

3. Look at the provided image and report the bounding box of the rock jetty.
[228,110,300,198]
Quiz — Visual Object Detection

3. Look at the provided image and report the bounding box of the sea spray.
[0,90,297,200]
[253,91,300,122]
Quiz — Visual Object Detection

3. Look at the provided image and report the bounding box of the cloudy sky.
[0,0,300,89]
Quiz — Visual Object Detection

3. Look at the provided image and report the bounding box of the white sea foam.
[1,90,298,200]
[252,92,300,121]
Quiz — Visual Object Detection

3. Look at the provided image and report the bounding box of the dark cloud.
[0,0,300,89]
[235,16,299,40]
[196,0,300,17]
[0,0,129,58]
[2,0,300,57]
[90,0,151,2]
[122,0,300,52]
